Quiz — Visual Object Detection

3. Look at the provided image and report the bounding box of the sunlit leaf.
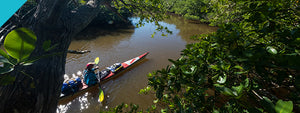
[153,99,159,104]
[161,108,167,113]
[209,65,219,70]
[4,27,37,62]
[217,74,226,84]
[233,65,243,70]
[0,49,9,59]
[78,0,87,4]
[181,65,197,75]
[234,71,246,75]
[267,46,277,55]
[275,100,293,113]
[244,78,249,88]
[214,84,234,96]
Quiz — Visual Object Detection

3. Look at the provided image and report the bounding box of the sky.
[0,0,27,27]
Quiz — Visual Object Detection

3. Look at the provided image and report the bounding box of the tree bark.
[0,0,104,113]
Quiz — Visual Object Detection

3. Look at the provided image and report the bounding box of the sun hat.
[86,62,95,69]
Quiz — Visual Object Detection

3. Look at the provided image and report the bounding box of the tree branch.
[60,0,103,36]
[33,0,69,25]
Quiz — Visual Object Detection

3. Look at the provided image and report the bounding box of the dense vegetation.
[1,0,298,112]
[136,0,299,112]
[0,0,169,112]
[163,0,210,21]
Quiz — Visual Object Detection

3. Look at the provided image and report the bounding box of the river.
[57,15,217,113]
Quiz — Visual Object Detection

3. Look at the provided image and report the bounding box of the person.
[83,62,99,86]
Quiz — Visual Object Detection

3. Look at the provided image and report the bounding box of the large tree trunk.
[0,0,104,112]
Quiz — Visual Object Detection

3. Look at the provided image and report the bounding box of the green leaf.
[181,65,197,75]
[42,40,58,52]
[209,65,219,70]
[7,56,18,66]
[261,96,276,113]
[244,78,249,88]
[275,100,293,113]
[168,59,179,66]
[233,65,243,70]
[4,27,37,62]
[0,56,9,64]
[161,108,167,113]
[266,46,277,55]
[151,105,156,110]
[214,84,234,96]
[0,49,9,59]
[0,63,14,74]
[217,74,226,84]
[234,71,246,75]
[231,85,243,97]
[42,40,51,51]
[78,0,87,4]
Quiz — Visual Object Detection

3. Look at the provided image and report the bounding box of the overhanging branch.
[61,0,103,35]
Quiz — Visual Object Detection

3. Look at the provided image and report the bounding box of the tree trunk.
[0,0,104,112]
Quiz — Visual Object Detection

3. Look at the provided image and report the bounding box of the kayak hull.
[59,52,149,102]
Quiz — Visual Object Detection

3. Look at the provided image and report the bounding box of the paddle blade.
[98,88,104,102]
[95,57,100,65]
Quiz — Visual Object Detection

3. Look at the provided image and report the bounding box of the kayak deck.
[59,52,149,103]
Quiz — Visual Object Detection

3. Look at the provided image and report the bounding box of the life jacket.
[61,77,82,95]
[83,69,98,86]
[106,63,123,73]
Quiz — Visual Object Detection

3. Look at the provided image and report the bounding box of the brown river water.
[56,16,217,113]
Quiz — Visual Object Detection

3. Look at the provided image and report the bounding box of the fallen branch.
[67,50,90,54]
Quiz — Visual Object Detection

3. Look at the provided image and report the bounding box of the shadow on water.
[163,15,218,42]
[73,24,135,41]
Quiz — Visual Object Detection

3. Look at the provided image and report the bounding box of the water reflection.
[163,15,217,42]
[57,16,216,113]
[58,90,102,113]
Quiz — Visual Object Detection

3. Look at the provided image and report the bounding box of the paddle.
[95,57,104,102]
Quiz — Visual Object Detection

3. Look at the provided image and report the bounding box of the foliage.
[0,28,36,85]
[163,0,210,20]
[112,0,172,35]
[163,0,288,26]
[89,5,132,26]
[101,103,141,113]
[0,27,58,86]
[4,28,37,62]
[102,102,161,113]
[141,0,300,112]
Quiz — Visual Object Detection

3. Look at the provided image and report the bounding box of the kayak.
[59,52,149,102]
